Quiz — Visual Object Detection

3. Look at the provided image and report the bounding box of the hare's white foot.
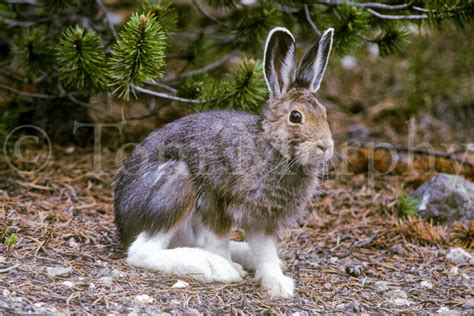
[259,273,294,298]
[248,233,295,298]
[127,232,242,283]
[231,262,248,278]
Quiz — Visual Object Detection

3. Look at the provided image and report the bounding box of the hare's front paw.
[203,254,244,283]
[261,275,294,298]
[231,262,248,278]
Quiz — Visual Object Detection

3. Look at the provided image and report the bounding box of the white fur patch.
[127,232,243,283]
[248,234,295,298]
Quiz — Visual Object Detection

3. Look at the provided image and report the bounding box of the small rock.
[88,283,96,290]
[68,237,79,249]
[463,299,474,309]
[335,301,360,312]
[99,276,113,287]
[323,282,332,290]
[96,267,111,277]
[345,265,362,277]
[62,281,75,289]
[46,266,72,277]
[391,298,411,306]
[329,257,338,264]
[111,269,125,278]
[446,248,473,265]
[0,256,6,264]
[335,303,348,311]
[449,266,459,275]
[374,281,389,294]
[390,244,405,256]
[3,289,10,297]
[384,289,407,300]
[183,308,201,316]
[171,280,189,289]
[410,174,474,223]
[420,280,433,289]
[437,306,450,313]
[135,294,153,304]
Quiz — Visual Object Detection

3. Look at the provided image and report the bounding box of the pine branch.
[110,13,167,100]
[133,85,204,103]
[12,27,55,77]
[138,0,179,34]
[202,58,267,112]
[0,83,56,99]
[311,1,413,10]
[95,0,118,40]
[304,4,321,36]
[192,0,225,26]
[162,53,234,82]
[56,25,110,91]
[367,8,428,20]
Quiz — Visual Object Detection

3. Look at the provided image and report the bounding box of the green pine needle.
[40,0,78,13]
[206,0,237,9]
[12,27,55,78]
[320,4,371,55]
[233,1,282,52]
[56,25,110,92]
[110,13,167,100]
[202,59,267,113]
[374,26,409,57]
[397,193,419,219]
[138,0,179,34]
[426,2,474,30]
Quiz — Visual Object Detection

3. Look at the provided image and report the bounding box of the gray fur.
[114,28,335,246]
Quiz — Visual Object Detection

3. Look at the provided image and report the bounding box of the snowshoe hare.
[114,27,335,298]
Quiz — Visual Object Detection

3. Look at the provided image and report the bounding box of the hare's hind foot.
[127,231,243,283]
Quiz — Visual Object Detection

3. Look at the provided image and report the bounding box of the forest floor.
[0,148,472,314]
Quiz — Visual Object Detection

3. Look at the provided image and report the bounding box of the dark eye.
[289,110,302,124]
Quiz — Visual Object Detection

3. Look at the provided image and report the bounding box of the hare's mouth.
[294,140,334,166]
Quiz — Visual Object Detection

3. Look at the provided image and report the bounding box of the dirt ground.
[0,148,472,314]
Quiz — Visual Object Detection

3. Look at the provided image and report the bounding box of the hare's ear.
[296,28,334,93]
[263,27,297,99]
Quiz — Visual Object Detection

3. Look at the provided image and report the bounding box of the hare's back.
[142,110,261,154]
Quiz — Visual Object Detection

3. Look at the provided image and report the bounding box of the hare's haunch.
[114,27,335,298]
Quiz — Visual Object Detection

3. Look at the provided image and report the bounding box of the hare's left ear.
[296,28,334,93]
[263,27,297,99]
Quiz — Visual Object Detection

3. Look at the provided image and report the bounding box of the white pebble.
[374,281,389,293]
[384,289,407,300]
[171,280,189,289]
[420,280,433,289]
[0,256,6,264]
[46,266,72,277]
[329,257,339,264]
[392,298,411,306]
[62,281,75,289]
[88,283,96,290]
[99,276,113,287]
[449,266,459,275]
[437,306,450,313]
[3,289,10,297]
[135,294,153,304]
[111,269,125,278]
[446,248,472,265]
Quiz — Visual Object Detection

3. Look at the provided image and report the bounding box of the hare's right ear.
[263,27,297,99]
[296,28,334,93]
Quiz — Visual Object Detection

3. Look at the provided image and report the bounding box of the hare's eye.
[289,110,302,124]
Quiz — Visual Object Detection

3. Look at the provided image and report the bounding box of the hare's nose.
[317,140,333,153]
